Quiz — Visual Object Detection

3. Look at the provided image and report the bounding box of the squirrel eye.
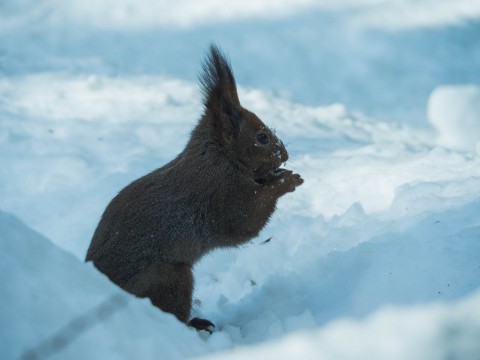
[256,132,269,145]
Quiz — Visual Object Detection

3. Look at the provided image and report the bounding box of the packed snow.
[1,1,480,360]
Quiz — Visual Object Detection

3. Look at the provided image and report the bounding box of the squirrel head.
[198,44,288,181]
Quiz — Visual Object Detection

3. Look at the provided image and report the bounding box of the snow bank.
[0,211,211,360]
[201,291,480,360]
[428,85,480,153]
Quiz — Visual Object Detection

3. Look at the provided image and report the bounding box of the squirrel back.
[86,45,303,330]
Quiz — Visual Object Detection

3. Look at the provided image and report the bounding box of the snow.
[1,1,480,360]
[200,293,480,360]
[0,211,211,360]
[428,85,480,153]
[3,0,480,30]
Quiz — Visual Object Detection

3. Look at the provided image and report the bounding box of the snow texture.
[1,1,480,360]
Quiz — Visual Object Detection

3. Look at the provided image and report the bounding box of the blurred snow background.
[1,1,480,359]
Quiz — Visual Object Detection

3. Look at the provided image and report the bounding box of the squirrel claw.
[188,317,215,334]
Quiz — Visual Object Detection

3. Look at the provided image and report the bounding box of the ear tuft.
[198,44,241,111]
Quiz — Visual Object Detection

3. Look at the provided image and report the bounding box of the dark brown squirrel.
[85,44,303,332]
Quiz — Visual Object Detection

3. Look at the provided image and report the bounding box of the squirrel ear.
[199,44,241,144]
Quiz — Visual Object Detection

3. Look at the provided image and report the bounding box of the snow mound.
[428,85,480,153]
[201,290,480,360]
[0,211,210,360]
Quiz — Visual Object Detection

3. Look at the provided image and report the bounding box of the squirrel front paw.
[271,168,303,193]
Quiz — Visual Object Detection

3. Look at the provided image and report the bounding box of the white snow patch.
[428,85,480,153]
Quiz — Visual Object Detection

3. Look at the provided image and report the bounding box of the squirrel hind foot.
[188,317,215,334]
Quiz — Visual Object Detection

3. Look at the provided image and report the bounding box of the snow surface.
[1,1,480,360]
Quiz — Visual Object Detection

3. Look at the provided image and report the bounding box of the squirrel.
[85,44,303,332]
